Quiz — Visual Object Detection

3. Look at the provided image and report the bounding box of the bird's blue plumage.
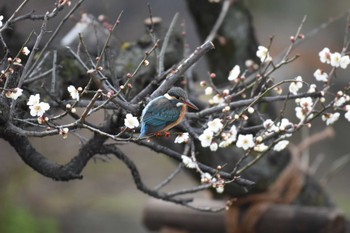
[139,96,182,137]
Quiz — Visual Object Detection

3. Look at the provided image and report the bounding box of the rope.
[225,152,304,233]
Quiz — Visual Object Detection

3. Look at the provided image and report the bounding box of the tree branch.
[150,40,215,99]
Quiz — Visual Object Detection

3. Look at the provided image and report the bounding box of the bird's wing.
[141,97,180,126]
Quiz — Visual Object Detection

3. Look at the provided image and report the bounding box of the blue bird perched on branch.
[139,87,199,138]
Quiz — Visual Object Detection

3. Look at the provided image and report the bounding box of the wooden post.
[143,199,225,233]
[142,198,346,233]
[257,204,345,233]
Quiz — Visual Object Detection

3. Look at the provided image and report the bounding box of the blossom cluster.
[27,94,50,117]
[318,48,350,69]
[181,155,225,193]
[314,47,350,125]
[197,117,293,154]
[1,47,30,80]
[195,43,350,166]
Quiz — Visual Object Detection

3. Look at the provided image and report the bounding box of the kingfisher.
[139,87,199,138]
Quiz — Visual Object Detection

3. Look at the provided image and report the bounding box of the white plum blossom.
[345,107,350,122]
[29,102,50,117]
[228,65,240,81]
[278,118,293,131]
[247,107,255,114]
[67,85,80,100]
[5,88,23,100]
[236,134,255,150]
[27,93,40,106]
[207,118,223,133]
[319,47,331,64]
[254,143,268,152]
[205,86,213,95]
[219,125,237,148]
[322,112,340,125]
[330,52,341,67]
[345,111,350,122]
[62,127,69,134]
[210,94,225,105]
[216,185,224,194]
[223,89,229,95]
[181,155,196,169]
[229,125,238,140]
[289,76,303,95]
[300,97,313,107]
[340,55,350,69]
[0,15,3,28]
[59,127,69,139]
[22,47,30,56]
[174,133,189,144]
[273,140,289,152]
[263,119,274,129]
[210,142,218,151]
[263,119,279,133]
[222,105,231,112]
[27,94,50,117]
[201,173,214,183]
[256,46,272,63]
[295,97,313,121]
[219,138,234,148]
[308,84,317,93]
[124,113,140,129]
[333,94,349,107]
[198,129,214,147]
[295,107,306,121]
[313,69,328,82]
[245,59,256,68]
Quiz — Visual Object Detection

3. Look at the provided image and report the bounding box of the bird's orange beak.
[181,99,199,110]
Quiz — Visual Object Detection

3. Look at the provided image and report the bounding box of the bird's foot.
[154,132,162,137]
[154,132,171,138]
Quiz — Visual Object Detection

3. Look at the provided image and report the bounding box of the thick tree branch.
[2,119,107,181]
[150,41,215,99]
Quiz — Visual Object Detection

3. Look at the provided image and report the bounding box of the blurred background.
[1,0,350,232]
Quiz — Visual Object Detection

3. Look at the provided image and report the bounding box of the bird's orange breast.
[160,105,187,133]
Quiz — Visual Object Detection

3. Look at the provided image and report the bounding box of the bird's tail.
[138,122,148,139]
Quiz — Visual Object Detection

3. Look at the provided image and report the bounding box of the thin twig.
[79,90,102,122]
[1,30,35,95]
[18,13,49,87]
[66,46,138,113]
[87,40,160,116]
[50,50,57,93]
[166,184,211,197]
[95,11,123,69]
[188,91,322,119]
[24,0,86,78]
[158,13,179,74]
[205,0,232,42]
[0,0,30,33]
[136,139,254,187]
[24,68,53,84]
[150,40,215,99]
[154,163,184,191]
[280,15,307,63]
